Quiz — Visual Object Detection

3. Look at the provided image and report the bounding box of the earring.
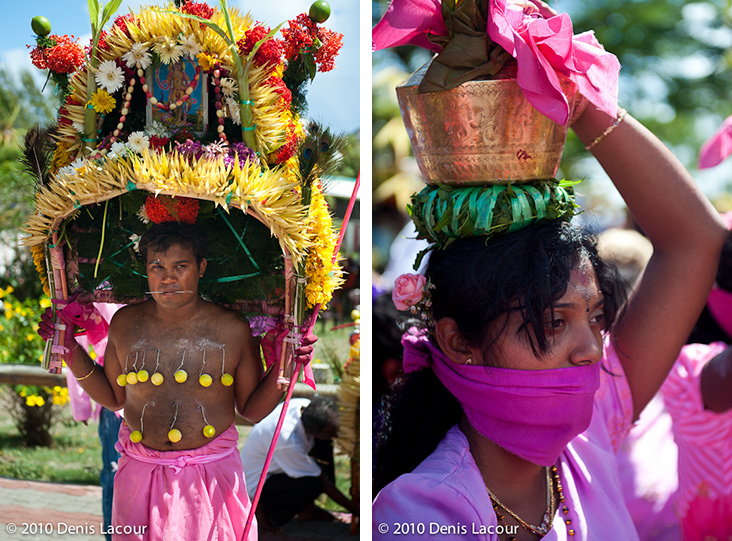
[465,358,472,365]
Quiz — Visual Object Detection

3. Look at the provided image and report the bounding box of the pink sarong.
[112,422,256,541]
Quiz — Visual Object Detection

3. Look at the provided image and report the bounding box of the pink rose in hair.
[392,273,427,311]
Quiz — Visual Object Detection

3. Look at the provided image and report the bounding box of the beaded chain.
[486,467,554,538]
[488,464,575,540]
[552,465,574,536]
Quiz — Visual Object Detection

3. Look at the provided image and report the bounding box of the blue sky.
[0,0,360,134]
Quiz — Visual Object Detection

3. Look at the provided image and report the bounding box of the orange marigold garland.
[31,245,51,297]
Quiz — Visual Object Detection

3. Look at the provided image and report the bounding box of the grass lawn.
[0,390,103,484]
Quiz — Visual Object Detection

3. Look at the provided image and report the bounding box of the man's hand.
[294,333,318,365]
[38,306,77,352]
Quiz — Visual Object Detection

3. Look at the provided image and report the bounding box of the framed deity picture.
[145,58,208,136]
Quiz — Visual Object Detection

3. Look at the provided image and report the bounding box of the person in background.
[598,227,681,540]
[241,396,359,535]
[657,214,732,540]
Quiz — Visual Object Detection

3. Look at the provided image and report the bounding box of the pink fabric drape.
[113,423,254,540]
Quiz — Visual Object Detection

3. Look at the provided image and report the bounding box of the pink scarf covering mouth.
[402,327,601,466]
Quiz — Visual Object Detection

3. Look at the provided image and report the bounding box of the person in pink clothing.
[372,89,727,541]
[658,224,732,541]
[39,222,316,540]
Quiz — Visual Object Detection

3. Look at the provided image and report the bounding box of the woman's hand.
[518,0,558,18]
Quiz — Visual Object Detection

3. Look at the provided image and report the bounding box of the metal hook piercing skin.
[145,290,195,294]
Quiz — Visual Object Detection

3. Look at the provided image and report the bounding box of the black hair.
[372,292,411,400]
[688,228,732,343]
[138,222,207,267]
[373,220,625,494]
[716,229,732,292]
[301,396,338,434]
[428,220,622,363]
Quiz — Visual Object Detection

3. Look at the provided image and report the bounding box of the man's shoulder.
[202,301,250,330]
[109,302,146,325]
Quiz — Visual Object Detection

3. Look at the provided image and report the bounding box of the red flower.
[85,30,110,57]
[313,28,343,73]
[271,121,299,163]
[237,25,283,70]
[264,76,292,110]
[281,14,315,61]
[113,14,136,38]
[45,35,86,74]
[181,1,215,21]
[144,195,200,225]
[149,136,170,151]
[30,46,47,70]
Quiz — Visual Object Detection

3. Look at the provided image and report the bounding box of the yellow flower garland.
[304,181,344,309]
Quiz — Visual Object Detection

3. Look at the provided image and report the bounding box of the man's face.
[145,242,206,309]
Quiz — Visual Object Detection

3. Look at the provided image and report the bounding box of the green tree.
[0,68,59,299]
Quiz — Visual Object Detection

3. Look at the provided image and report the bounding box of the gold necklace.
[485,466,555,537]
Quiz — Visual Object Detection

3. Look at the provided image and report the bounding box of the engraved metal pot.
[397,62,577,185]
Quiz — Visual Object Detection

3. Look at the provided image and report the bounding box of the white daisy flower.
[95,60,125,93]
[58,164,76,176]
[122,42,152,70]
[137,207,150,225]
[111,141,128,155]
[153,37,184,65]
[144,120,171,138]
[129,233,142,252]
[127,131,150,154]
[70,158,86,169]
[107,141,128,159]
[179,34,202,60]
[220,78,238,98]
[226,97,241,126]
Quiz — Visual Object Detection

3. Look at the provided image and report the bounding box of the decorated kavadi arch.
[21,0,348,378]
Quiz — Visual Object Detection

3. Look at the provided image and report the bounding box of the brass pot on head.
[397,60,578,185]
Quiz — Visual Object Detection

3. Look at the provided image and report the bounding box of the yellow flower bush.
[1,288,70,446]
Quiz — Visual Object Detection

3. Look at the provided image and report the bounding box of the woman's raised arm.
[573,105,727,419]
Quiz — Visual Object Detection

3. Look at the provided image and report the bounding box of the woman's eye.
[546,318,565,330]
[591,313,606,325]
